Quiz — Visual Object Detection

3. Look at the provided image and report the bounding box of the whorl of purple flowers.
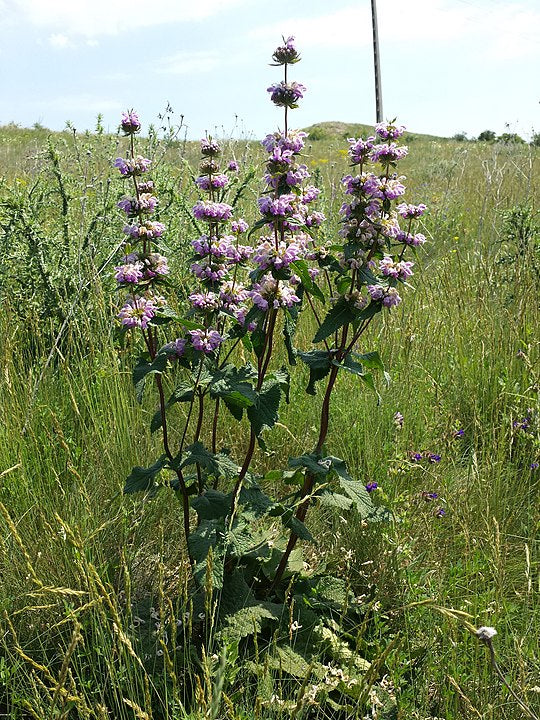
[375,121,406,140]
[200,138,221,157]
[195,174,230,191]
[121,110,141,135]
[271,35,300,65]
[267,81,306,109]
[192,200,233,222]
[114,155,151,177]
[118,295,160,329]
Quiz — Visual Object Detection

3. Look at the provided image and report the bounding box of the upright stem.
[270,325,349,592]
[229,307,278,516]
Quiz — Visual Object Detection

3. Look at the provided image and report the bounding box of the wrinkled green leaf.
[316,490,353,510]
[289,453,331,476]
[175,442,240,482]
[298,349,333,395]
[132,353,168,403]
[191,489,230,521]
[124,455,168,494]
[291,259,325,302]
[338,478,374,518]
[313,297,357,343]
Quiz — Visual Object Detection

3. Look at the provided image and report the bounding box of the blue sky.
[1,0,539,140]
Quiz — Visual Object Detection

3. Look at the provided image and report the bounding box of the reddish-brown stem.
[178,360,204,457]
[194,390,205,494]
[211,398,220,474]
[230,307,278,514]
[304,293,330,352]
[270,325,348,592]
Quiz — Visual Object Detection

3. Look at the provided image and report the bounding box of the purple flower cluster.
[370,143,409,165]
[336,125,426,317]
[189,328,223,354]
[113,112,172,336]
[195,174,229,191]
[121,110,141,135]
[513,413,533,432]
[200,138,221,157]
[114,155,151,177]
[118,294,164,330]
[375,121,406,140]
[271,35,300,65]
[118,193,158,217]
[368,284,402,308]
[192,200,233,223]
[183,138,255,337]
[267,81,306,109]
[347,137,376,166]
[250,276,300,311]
[365,481,378,492]
[123,221,166,239]
[410,451,442,463]
[396,203,427,219]
[114,252,169,286]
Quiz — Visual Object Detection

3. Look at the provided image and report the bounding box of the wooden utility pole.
[371,0,383,123]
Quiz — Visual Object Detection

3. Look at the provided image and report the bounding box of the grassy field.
[0,120,539,719]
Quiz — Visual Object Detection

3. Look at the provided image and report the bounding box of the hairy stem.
[270,324,349,592]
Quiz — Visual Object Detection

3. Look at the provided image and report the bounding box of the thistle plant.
[113,38,426,664]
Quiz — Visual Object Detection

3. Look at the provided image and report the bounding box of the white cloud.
[48,33,73,48]
[249,6,371,50]
[157,50,222,75]
[10,0,249,37]
[250,0,540,60]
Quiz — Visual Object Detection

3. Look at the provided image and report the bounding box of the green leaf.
[225,519,258,558]
[272,366,291,403]
[270,505,314,542]
[332,356,381,399]
[353,350,385,371]
[132,353,168,403]
[316,490,353,510]
[283,307,299,366]
[291,259,325,302]
[313,297,357,343]
[247,216,269,239]
[298,349,332,395]
[149,306,179,326]
[267,646,318,679]
[175,442,240,481]
[238,485,276,520]
[338,478,374,518]
[312,575,350,605]
[289,453,331,476]
[171,381,195,402]
[124,455,167,494]
[326,456,353,482]
[150,408,164,433]
[191,489,230,521]
[247,384,280,436]
[188,519,225,589]
[218,603,282,642]
[246,370,290,437]
[209,364,257,420]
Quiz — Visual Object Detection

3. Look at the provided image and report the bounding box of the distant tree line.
[452,129,540,146]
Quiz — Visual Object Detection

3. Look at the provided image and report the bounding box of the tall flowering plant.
[113,38,426,614]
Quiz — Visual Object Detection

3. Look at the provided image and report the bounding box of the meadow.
[0,112,539,720]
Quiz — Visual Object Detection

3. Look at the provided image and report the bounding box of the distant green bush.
[478,129,496,142]
[306,126,328,141]
[498,132,525,144]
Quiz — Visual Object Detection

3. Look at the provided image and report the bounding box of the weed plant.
[0,38,539,720]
